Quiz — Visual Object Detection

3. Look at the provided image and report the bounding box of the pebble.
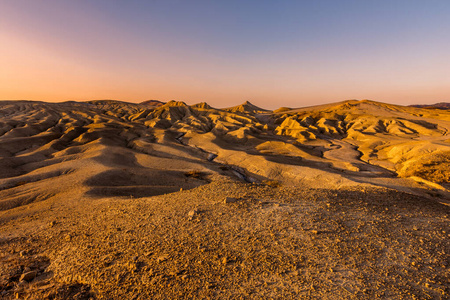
[20,270,37,282]
[157,255,169,263]
[224,197,239,203]
[188,209,198,220]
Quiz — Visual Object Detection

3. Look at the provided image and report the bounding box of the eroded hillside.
[0,99,449,299]
[0,99,449,212]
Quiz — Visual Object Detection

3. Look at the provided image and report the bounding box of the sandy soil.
[0,99,449,299]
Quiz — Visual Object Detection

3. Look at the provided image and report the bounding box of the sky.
[0,0,449,109]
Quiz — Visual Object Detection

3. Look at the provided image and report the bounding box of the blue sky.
[1,0,449,107]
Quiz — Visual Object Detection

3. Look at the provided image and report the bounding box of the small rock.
[20,270,37,282]
[207,153,218,161]
[48,221,56,227]
[224,197,239,203]
[311,230,319,234]
[157,255,169,263]
[19,250,27,257]
[206,282,215,289]
[188,209,198,220]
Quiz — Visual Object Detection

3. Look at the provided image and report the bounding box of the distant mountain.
[140,100,166,107]
[191,102,212,109]
[161,100,187,107]
[410,102,450,110]
[224,101,270,114]
[86,99,133,105]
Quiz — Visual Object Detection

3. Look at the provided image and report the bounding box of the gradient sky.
[1,0,449,108]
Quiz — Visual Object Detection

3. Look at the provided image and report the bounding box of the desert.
[0,99,449,299]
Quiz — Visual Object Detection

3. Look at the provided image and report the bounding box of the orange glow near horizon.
[1,1,449,109]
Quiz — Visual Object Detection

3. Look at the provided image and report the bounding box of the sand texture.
[0,99,449,299]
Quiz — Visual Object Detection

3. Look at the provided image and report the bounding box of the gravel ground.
[1,178,449,299]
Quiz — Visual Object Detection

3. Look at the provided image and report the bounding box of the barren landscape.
[0,99,449,299]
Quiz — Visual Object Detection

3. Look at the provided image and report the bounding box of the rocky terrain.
[0,99,449,299]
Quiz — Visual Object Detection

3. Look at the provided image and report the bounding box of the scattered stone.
[207,153,218,161]
[20,270,37,282]
[157,254,169,263]
[188,209,199,220]
[224,197,239,203]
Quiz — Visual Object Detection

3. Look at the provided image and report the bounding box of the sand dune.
[0,99,449,299]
